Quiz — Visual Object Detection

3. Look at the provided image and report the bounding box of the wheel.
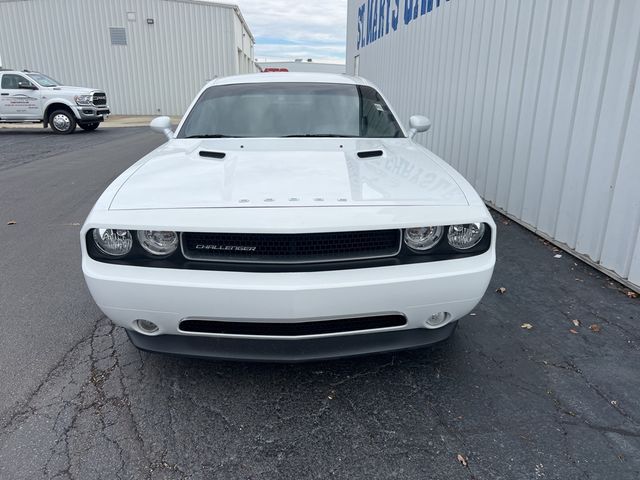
[49,110,76,134]
[79,122,100,132]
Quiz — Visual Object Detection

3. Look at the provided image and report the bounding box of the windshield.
[177,82,404,139]
[26,73,61,87]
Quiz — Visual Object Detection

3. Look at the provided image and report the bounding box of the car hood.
[46,86,100,95]
[109,138,469,210]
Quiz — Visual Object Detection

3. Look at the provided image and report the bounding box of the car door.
[0,73,42,119]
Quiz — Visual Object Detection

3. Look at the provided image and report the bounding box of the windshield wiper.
[185,134,242,138]
[283,134,357,138]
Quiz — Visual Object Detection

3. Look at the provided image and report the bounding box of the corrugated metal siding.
[346,0,640,290]
[234,15,259,74]
[0,0,255,115]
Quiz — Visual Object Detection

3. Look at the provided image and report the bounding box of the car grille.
[92,92,107,106]
[181,230,402,264]
[179,315,407,336]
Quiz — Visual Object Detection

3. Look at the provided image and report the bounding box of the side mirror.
[150,116,174,140]
[408,115,431,139]
[18,83,37,90]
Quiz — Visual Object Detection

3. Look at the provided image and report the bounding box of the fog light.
[426,312,449,327]
[136,319,159,334]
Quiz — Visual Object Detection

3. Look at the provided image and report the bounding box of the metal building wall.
[0,0,256,115]
[233,13,257,74]
[346,0,640,290]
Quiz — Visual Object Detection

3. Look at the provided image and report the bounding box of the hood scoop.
[199,150,226,159]
[357,149,384,159]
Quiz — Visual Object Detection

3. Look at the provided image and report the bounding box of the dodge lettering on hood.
[81,73,496,361]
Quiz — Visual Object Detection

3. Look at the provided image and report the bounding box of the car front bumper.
[126,323,459,362]
[83,250,494,360]
[73,106,111,122]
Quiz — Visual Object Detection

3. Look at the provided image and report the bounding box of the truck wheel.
[49,110,76,134]
[79,122,100,132]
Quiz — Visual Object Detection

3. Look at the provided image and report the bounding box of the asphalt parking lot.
[0,127,639,480]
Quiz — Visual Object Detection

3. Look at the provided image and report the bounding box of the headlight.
[74,94,92,105]
[92,229,133,256]
[137,230,179,256]
[404,226,444,251]
[447,223,486,250]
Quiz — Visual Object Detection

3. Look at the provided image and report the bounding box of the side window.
[1,74,34,90]
[359,86,403,138]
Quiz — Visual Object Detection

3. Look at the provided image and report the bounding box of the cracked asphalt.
[0,127,639,479]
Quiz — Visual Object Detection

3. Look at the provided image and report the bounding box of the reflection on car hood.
[109,138,469,210]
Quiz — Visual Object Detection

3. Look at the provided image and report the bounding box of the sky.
[229,0,348,64]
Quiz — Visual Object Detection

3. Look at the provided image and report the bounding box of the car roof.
[208,72,372,88]
[0,70,39,74]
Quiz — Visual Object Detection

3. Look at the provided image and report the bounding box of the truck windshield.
[177,82,404,139]
[26,73,61,87]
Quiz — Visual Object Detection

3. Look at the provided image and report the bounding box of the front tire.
[49,110,76,134]
[79,122,100,132]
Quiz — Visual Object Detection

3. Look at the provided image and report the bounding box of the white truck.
[0,69,110,134]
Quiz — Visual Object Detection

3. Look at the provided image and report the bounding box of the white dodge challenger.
[81,73,496,361]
